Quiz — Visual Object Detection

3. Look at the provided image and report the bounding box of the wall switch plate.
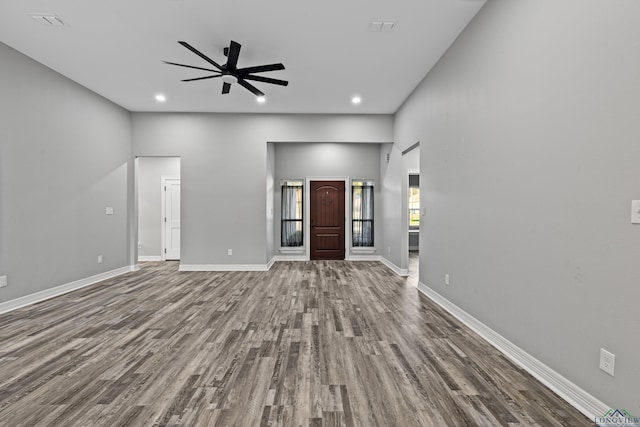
[98,255,103,264]
[444,274,450,285]
[599,348,615,376]
[0,276,7,288]
[631,200,640,224]
[105,207,114,215]
[227,249,232,256]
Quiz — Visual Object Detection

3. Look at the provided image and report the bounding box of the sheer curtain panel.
[352,180,374,247]
[281,181,303,247]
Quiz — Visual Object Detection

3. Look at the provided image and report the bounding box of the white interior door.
[164,178,181,260]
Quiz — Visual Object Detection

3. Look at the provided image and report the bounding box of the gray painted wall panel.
[132,113,393,266]
[273,142,382,256]
[266,143,275,261]
[0,42,132,303]
[395,0,640,411]
[380,143,405,269]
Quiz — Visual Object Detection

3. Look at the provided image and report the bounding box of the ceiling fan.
[164,40,288,97]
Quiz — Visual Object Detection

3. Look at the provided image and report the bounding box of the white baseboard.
[138,256,162,262]
[278,247,305,255]
[273,255,308,262]
[417,281,609,421]
[345,254,381,262]
[179,263,273,272]
[274,254,381,262]
[380,256,409,276]
[266,257,276,270]
[0,266,137,315]
[350,247,377,255]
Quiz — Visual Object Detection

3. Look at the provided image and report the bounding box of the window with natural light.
[352,179,374,247]
[409,186,420,229]
[281,180,303,247]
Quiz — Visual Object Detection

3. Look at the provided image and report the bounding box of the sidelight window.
[352,179,374,247]
[281,180,304,247]
[409,189,420,229]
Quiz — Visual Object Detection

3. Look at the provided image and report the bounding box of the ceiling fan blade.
[181,75,222,82]
[222,82,231,94]
[225,40,241,71]
[163,61,221,73]
[237,79,265,97]
[237,63,285,75]
[178,41,223,70]
[242,75,288,86]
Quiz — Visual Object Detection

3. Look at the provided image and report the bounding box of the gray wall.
[380,143,406,269]
[266,143,276,261]
[132,113,393,266]
[407,148,420,172]
[0,42,132,303]
[395,0,640,411]
[273,142,382,257]
[137,157,181,258]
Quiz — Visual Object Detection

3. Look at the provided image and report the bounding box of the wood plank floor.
[0,261,591,426]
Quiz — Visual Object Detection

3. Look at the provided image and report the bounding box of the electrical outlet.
[0,276,7,288]
[227,249,232,256]
[444,274,450,285]
[98,255,103,264]
[599,348,615,376]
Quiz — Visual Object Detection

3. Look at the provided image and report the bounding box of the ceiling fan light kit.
[221,74,238,84]
[165,40,288,99]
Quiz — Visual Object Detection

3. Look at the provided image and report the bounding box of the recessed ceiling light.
[257,96,266,104]
[351,96,362,105]
[155,94,166,102]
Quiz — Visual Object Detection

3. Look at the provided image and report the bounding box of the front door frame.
[305,177,349,261]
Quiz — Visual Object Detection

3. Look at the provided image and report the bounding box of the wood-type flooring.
[0,261,592,426]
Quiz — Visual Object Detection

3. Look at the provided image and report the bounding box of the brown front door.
[310,181,345,260]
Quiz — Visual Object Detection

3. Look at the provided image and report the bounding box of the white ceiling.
[0,0,485,114]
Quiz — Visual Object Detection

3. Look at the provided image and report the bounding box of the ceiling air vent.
[370,20,395,32]
[31,15,65,26]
